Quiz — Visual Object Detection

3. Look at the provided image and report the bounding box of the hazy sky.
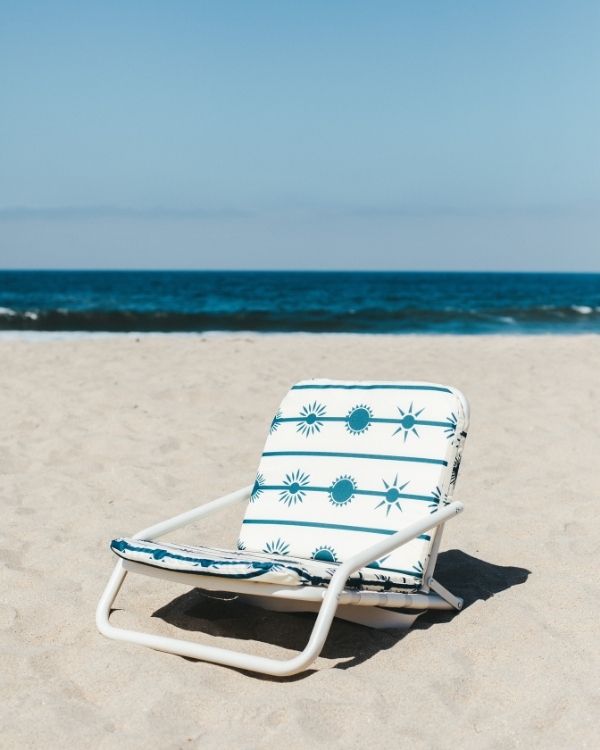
[1,1,599,270]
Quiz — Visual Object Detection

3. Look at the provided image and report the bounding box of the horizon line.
[1,268,600,275]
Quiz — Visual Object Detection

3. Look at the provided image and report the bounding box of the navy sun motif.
[429,485,448,512]
[270,410,282,434]
[263,538,290,556]
[375,474,409,516]
[328,474,356,507]
[444,412,458,439]
[411,560,425,578]
[251,473,265,502]
[297,401,326,436]
[345,404,373,435]
[393,402,424,441]
[279,470,310,506]
[311,545,338,562]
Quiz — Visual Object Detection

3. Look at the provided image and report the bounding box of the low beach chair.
[97,379,469,676]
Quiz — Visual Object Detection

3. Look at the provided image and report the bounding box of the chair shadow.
[152,550,530,679]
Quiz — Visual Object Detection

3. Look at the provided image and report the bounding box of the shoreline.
[1,329,600,341]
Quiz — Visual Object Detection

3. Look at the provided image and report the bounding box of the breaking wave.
[1,271,599,333]
[1,304,599,333]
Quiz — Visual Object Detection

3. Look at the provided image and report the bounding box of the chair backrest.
[239,379,469,582]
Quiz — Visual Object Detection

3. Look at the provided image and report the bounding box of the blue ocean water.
[0,271,599,334]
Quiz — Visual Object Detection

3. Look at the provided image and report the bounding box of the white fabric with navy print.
[239,379,467,590]
[109,538,422,591]
[111,380,467,593]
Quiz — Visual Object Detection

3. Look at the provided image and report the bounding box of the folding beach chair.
[97,379,469,676]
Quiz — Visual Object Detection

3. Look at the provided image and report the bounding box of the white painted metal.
[429,577,464,610]
[132,485,252,541]
[96,490,464,676]
[421,522,444,593]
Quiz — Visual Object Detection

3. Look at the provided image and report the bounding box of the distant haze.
[1,1,599,270]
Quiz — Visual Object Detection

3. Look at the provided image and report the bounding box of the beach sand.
[1,334,598,749]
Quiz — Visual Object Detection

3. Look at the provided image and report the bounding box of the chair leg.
[428,577,463,610]
[96,559,128,632]
[95,561,340,676]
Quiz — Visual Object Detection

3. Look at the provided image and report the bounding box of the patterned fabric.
[110,379,468,593]
[110,537,422,592]
[240,379,468,587]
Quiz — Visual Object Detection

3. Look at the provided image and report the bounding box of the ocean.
[0,270,599,334]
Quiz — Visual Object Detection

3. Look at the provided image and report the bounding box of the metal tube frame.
[96,486,464,676]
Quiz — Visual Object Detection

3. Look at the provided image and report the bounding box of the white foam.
[572,305,593,314]
[0,306,17,316]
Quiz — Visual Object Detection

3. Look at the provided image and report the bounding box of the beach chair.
[97,379,469,676]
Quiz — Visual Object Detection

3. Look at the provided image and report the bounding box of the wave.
[0,307,39,320]
[1,305,599,332]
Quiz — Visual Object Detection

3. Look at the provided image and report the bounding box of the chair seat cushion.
[111,537,422,592]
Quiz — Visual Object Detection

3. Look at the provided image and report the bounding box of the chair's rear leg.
[428,578,463,610]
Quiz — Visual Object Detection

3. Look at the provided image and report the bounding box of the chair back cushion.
[239,380,468,587]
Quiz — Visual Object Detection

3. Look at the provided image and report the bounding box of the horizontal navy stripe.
[354,489,434,502]
[368,417,452,428]
[242,518,431,541]
[292,383,451,392]
[276,416,340,423]
[260,484,436,503]
[277,415,453,429]
[262,450,447,466]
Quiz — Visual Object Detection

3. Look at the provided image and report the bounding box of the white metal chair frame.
[96,486,464,676]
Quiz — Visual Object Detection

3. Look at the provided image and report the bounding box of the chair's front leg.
[96,560,128,636]
[95,561,341,676]
[95,481,341,675]
[96,501,464,675]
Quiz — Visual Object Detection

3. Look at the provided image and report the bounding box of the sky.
[1,1,599,270]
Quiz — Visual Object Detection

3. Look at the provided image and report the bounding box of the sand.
[1,334,598,749]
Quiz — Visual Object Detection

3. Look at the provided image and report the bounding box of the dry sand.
[1,334,598,749]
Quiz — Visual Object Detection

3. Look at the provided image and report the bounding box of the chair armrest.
[132,485,252,541]
[331,501,464,589]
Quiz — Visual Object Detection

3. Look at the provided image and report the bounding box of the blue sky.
[1,1,599,270]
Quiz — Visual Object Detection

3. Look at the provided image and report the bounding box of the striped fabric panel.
[240,379,468,582]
